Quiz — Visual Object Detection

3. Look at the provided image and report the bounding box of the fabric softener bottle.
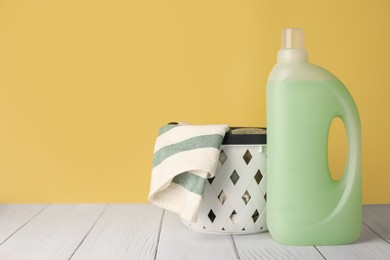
[266,28,361,245]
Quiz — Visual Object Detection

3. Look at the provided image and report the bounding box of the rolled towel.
[149,122,229,222]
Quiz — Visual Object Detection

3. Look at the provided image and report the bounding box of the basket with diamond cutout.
[181,128,267,234]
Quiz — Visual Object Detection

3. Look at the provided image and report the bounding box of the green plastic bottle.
[266,28,361,246]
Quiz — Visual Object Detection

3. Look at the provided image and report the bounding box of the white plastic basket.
[181,128,267,234]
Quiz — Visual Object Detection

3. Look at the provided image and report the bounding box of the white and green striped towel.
[149,122,229,222]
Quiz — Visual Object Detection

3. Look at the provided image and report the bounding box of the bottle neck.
[277,49,308,63]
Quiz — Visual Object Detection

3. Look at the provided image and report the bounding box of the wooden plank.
[317,224,390,260]
[233,232,324,260]
[71,204,164,260]
[0,204,106,260]
[156,210,238,260]
[0,204,48,244]
[363,204,390,243]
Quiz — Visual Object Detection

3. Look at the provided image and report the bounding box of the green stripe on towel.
[172,171,206,195]
[153,134,223,167]
[158,124,178,136]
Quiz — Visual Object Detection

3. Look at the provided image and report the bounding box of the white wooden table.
[0,204,388,259]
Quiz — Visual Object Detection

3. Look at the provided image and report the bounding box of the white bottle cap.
[278,28,307,62]
[282,28,304,49]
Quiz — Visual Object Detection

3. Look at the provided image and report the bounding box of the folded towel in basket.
[149,122,229,222]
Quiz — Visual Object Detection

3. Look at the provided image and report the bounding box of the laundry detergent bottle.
[266,28,361,245]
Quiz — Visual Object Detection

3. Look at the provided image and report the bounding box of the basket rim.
[222,127,267,145]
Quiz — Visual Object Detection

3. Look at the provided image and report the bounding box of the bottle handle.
[330,84,361,214]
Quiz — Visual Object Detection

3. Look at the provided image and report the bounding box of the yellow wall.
[0,0,389,203]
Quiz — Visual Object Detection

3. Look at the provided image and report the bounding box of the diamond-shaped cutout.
[242,190,251,205]
[230,210,237,223]
[208,176,215,184]
[218,190,227,205]
[254,169,263,184]
[230,170,239,185]
[219,150,227,165]
[252,209,259,223]
[243,149,252,164]
[208,209,216,223]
